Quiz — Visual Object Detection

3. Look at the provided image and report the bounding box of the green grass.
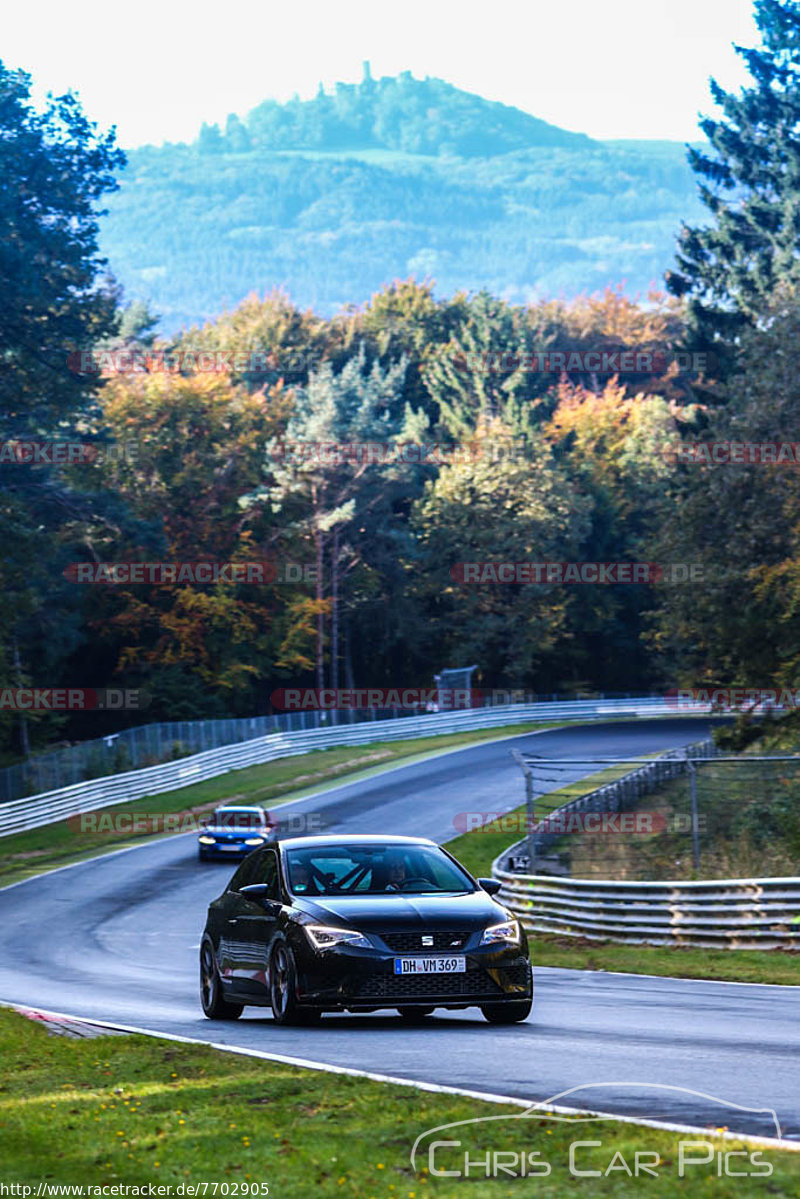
[529,933,800,985]
[0,721,563,888]
[1,1008,797,1196]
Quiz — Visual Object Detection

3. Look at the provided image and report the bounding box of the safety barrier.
[0,696,708,837]
[492,869,800,949]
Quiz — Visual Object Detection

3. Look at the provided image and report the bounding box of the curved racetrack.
[1,719,797,1140]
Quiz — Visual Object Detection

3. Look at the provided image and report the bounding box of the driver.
[385,854,407,891]
[292,862,314,894]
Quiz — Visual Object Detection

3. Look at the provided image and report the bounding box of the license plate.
[394,955,466,975]
[220,843,242,850]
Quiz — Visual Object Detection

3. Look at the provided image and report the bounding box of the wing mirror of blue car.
[478,877,502,896]
[240,883,281,911]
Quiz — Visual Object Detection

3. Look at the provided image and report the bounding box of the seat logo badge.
[422,935,434,947]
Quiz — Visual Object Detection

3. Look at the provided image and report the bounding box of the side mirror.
[240,883,280,911]
[478,877,502,896]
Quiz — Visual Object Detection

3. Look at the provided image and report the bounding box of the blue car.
[198,805,277,862]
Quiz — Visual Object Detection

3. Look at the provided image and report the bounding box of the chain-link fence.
[509,750,800,882]
[0,690,667,806]
[0,706,427,804]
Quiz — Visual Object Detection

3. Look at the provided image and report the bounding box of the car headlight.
[198,835,216,845]
[304,924,372,951]
[480,919,520,946]
[244,837,265,845]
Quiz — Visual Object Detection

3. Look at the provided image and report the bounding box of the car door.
[216,853,263,982]
[229,848,281,997]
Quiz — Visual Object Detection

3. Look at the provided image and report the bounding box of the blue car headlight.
[480,919,520,946]
[198,835,216,845]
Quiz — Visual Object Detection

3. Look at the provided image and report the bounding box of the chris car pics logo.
[410,1084,781,1181]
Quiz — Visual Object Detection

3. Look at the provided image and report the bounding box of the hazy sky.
[7,0,758,147]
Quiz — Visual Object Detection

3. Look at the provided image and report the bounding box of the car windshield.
[214,810,262,829]
[284,844,475,896]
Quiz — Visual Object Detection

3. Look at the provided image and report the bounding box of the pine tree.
[667,0,800,359]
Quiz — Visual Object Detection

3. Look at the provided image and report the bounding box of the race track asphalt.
[1,718,797,1141]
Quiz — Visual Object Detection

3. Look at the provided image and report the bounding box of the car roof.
[213,805,265,814]
[277,834,437,851]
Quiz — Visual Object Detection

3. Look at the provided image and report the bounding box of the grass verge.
[529,933,800,985]
[0,721,563,888]
[0,1008,796,1197]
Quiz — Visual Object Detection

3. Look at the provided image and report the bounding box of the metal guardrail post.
[512,749,535,873]
[687,759,701,870]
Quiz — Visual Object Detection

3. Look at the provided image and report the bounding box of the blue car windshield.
[285,844,475,895]
[214,811,262,829]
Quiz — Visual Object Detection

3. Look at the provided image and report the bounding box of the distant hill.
[99,72,705,331]
[209,70,595,157]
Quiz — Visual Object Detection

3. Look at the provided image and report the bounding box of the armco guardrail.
[0,696,708,838]
[492,870,800,949]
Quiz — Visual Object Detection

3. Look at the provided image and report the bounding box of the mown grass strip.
[0,1008,796,1197]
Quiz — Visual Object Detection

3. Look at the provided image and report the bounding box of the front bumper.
[198,840,262,859]
[292,938,532,1011]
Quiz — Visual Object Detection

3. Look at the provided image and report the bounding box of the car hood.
[293,890,505,930]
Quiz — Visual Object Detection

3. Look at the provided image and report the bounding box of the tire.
[269,942,319,1025]
[398,1007,434,1021]
[200,940,243,1020]
[481,996,532,1024]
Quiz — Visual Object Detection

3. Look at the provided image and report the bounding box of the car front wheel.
[269,942,320,1025]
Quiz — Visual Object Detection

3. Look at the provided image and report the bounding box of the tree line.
[3,0,800,759]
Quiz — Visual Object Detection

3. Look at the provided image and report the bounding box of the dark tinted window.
[284,844,474,895]
[252,849,279,897]
[227,852,263,892]
[214,808,264,829]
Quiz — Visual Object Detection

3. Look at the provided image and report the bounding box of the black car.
[199,834,533,1024]
[197,805,277,861]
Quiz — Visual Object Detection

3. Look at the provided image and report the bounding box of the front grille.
[355,968,503,1000]
[377,930,469,952]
